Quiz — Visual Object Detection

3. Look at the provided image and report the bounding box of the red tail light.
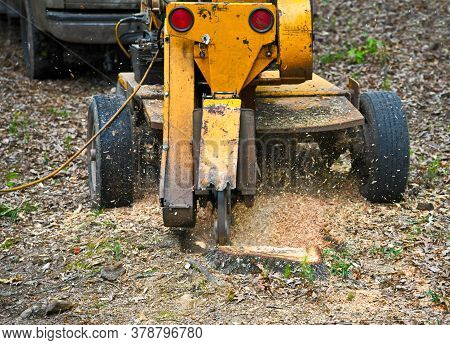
[249,8,274,33]
[169,7,194,32]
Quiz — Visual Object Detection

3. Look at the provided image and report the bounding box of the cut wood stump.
[218,245,322,264]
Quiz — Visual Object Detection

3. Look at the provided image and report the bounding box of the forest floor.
[0,0,448,324]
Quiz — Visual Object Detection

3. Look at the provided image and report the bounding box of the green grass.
[369,244,403,259]
[300,258,315,283]
[94,301,108,309]
[8,111,21,136]
[320,51,346,64]
[4,171,20,188]
[381,76,392,90]
[407,225,425,242]
[111,241,123,261]
[155,310,177,322]
[0,238,19,250]
[323,248,353,278]
[0,204,19,220]
[283,263,292,279]
[43,152,50,165]
[49,107,71,118]
[91,209,104,217]
[64,135,73,151]
[64,258,96,272]
[20,202,38,213]
[65,237,125,272]
[426,159,443,180]
[382,246,403,259]
[320,37,386,65]
[226,289,236,302]
[8,111,30,140]
[347,291,356,301]
[0,202,37,221]
[101,219,117,229]
[427,289,442,304]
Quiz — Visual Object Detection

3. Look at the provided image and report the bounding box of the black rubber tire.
[87,95,135,208]
[353,91,410,203]
[20,0,63,79]
[214,187,232,246]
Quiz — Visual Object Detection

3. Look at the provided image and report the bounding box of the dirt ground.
[0,0,448,324]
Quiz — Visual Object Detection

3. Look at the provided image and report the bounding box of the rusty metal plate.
[218,245,322,264]
[118,72,164,100]
[198,99,241,191]
[255,96,364,134]
[142,99,163,130]
[255,73,347,96]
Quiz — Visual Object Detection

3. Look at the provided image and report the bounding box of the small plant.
[8,111,20,136]
[407,226,424,241]
[347,291,356,301]
[381,76,391,90]
[283,263,292,279]
[300,257,315,283]
[91,209,104,217]
[101,219,117,229]
[425,159,442,181]
[64,258,96,272]
[0,238,19,250]
[382,245,403,259]
[320,37,385,65]
[21,202,38,213]
[427,289,442,304]
[346,47,366,64]
[49,107,71,118]
[4,171,20,188]
[369,244,403,259]
[320,51,346,64]
[64,135,73,151]
[0,204,19,220]
[323,248,352,278]
[155,310,177,322]
[65,237,125,273]
[94,301,108,309]
[110,241,123,261]
[226,289,236,302]
[43,152,50,165]
[0,202,37,221]
[351,72,361,80]
[8,111,29,140]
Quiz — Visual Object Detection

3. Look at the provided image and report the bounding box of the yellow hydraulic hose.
[115,19,131,59]
[0,50,160,194]
[115,15,153,59]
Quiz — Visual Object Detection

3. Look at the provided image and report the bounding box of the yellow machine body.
[114,0,360,235]
[160,1,313,220]
[102,0,406,249]
[197,98,242,191]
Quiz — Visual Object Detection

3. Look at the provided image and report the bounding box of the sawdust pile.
[231,193,332,249]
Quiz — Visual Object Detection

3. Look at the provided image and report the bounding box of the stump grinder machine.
[87,0,410,248]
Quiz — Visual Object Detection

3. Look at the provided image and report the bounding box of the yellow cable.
[115,20,131,59]
[0,50,160,194]
[150,12,161,29]
[115,15,153,59]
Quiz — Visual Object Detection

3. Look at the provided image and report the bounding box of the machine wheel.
[352,91,410,203]
[87,95,135,208]
[214,186,232,246]
[20,0,63,79]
